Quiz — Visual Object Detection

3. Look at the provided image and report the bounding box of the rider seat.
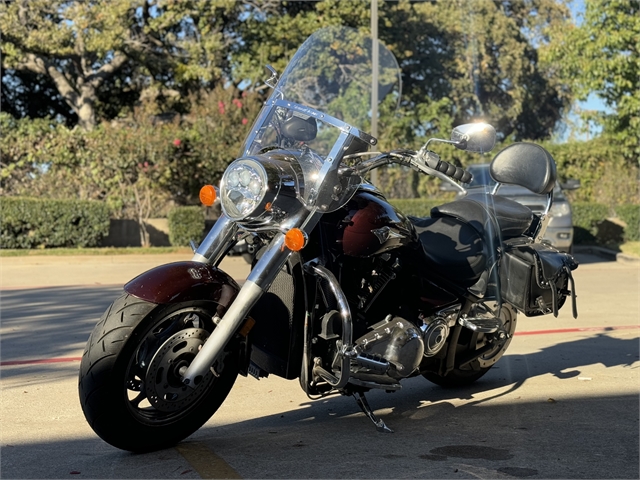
[414,142,558,287]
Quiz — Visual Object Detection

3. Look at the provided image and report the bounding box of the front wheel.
[422,303,517,388]
[78,293,239,452]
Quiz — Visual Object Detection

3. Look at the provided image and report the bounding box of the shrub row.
[1,197,110,249]
[615,204,640,242]
[388,198,444,218]
[3,197,636,250]
[572,203,640,244]
[167,206,205,247]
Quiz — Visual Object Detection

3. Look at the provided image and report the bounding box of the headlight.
[549,200,571,217]
[220,158,268,221]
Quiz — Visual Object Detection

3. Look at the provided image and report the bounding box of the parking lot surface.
[1,252,638,479]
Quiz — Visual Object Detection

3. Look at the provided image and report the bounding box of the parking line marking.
[176,442,242,479]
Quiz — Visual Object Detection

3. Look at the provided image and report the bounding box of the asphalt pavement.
[0,251,638,479]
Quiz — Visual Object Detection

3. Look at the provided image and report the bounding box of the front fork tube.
[192,214,238,265]
[182,211,321,386]
[182,231,291,386]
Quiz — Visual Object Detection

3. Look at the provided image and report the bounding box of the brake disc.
[145,328,213,412]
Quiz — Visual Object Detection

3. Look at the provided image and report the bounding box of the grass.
[0,246,192,257]
[618,241,640,258]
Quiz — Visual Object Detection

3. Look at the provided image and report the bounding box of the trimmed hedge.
[389,198,444,218]
[571,202,610,244]
[615,205,640,242]
[0,197,110,248]
[168,206,205,246]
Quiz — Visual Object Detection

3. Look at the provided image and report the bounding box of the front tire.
[78,293,239,452]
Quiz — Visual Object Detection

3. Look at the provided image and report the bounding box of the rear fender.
[124,262,241,314]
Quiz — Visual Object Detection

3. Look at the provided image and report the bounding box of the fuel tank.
[331,186,417,258]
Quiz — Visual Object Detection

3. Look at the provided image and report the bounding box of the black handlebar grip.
[459,169,473,184]
[422,152,473,183]
[436,160,450,174]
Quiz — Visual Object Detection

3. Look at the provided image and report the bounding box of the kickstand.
[353,392,393,433]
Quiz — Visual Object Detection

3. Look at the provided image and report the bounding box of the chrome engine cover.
[355,316,424,379]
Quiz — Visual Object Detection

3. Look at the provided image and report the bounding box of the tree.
[0,67,78,125]
[1,0,132,129]
[544,0,640,161]
[0,0,240,130]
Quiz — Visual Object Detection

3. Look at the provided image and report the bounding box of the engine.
[354,315,424,380]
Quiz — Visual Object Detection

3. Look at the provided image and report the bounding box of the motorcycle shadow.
[199,331,638,437]
[187,332,638,478]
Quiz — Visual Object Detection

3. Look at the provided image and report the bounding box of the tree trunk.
[76,85,97,131]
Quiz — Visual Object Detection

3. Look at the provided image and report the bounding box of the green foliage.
[0,0,242,129]
[168,206,205,247]
[542,136,639,208]
[615,205,640,242]
[0,87,262,223]
[545,0,640,160]
[571,202,610,244]
[0,197,110,249]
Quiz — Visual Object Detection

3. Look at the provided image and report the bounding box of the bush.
[388,198,446,218]
[168,206,205,246]
[0,197,110,249]
[615,204,640,242]
[571,202,610,244]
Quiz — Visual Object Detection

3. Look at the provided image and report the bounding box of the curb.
[574,245,640,264]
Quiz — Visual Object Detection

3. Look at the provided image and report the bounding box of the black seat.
[430,142,557,243]
[411,142,557,288]
[432,193,534,241]
[411,216,487,288]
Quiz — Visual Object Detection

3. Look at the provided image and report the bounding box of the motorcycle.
[79,27,578,452]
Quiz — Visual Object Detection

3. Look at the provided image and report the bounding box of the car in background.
[445,163,579,252]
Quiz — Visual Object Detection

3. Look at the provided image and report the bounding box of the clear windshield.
[241,27,401,212]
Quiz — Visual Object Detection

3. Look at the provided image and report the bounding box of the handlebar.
[421,151,473,183]
[348,150,473,185]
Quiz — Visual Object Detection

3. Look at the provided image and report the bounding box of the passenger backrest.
[490,142,557,195]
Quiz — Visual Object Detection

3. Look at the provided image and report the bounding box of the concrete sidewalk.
[0,253,251,289]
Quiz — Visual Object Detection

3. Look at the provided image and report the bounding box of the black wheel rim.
[124,306,221,425]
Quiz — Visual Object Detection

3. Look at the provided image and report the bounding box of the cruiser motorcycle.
[79,27,578,452]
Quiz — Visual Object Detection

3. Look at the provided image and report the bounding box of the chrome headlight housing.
[220,158,269,221]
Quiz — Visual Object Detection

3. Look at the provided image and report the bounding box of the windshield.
[241,27,401,212]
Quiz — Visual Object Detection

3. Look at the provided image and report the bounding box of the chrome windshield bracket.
[264,65,279,89]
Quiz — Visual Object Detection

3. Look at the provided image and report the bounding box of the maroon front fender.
[124,261,241,310]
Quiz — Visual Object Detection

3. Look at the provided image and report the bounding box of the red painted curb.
[515,324,639,336]
[1,357,82,366]
[2,325,638,367]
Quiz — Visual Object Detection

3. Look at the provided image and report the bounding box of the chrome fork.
[182,210,319,386]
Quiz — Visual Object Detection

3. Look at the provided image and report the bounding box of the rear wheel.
[423,304,517,387]
[78,293,239,452]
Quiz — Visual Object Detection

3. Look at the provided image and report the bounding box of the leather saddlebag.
[499,242,578,318]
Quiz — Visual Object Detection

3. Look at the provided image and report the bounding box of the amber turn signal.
[284,228,307,251]
[199,185,217,206]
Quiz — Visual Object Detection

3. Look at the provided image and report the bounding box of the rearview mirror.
[560,179,581,190]
[451,123,496,153]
